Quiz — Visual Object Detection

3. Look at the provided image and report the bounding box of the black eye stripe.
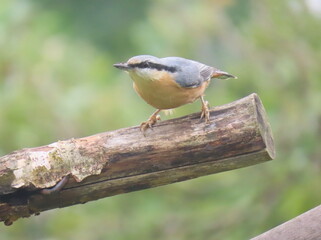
[128,61,177,73]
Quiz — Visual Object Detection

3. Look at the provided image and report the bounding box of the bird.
[114,55,236,133]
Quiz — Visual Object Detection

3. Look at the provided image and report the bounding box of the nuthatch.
[114,55,236,132]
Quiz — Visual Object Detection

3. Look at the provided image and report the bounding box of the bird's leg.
[140,109,162,133]
[200,96,210,123]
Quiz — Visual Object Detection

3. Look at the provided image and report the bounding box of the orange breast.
[131,71,209,109]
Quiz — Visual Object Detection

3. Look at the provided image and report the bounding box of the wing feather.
[161,57,214,88]
[199,65,215,82]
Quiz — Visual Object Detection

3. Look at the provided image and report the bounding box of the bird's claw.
[140,114,161,133]
[200,100,210,123]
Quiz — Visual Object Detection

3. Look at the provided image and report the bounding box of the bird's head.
[113,55,159,71]
[113,55,177,80]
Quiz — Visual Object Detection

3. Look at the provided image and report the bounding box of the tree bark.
[251,205,321,240]
[0,93,275,225]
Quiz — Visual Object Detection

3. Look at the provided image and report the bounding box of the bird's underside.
[140,95,210,133]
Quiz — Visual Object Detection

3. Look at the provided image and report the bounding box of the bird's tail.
[211,70,237,80]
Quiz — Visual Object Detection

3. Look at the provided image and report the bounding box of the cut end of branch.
[251,93,276,160]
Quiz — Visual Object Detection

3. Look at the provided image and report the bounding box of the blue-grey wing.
[160,57,215,88]
[174,62,214,88]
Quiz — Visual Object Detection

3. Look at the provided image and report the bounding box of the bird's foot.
[200,98,210,123]
[140,113,161,133]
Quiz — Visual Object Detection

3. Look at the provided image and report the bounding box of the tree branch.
[0,93,275,225]
[251,204,321,240]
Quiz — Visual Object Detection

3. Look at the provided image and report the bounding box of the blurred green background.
[1,0,321,239]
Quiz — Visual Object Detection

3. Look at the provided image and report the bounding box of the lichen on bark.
[8,137,107,190]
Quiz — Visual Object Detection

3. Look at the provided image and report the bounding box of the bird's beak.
[113,63,132,70]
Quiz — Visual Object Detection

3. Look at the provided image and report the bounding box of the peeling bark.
[0,93,275,225]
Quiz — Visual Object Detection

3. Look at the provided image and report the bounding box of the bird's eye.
[141,61,149,68]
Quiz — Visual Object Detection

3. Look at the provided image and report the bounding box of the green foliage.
[1,0,321,239]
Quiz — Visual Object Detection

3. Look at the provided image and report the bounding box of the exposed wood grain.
[0,93,275,225]
[251,205,321,240]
